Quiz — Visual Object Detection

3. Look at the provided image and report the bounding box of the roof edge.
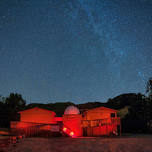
[85,106,118,112]
[18,107,56,115]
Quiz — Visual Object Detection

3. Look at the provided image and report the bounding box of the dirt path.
[0,136,10,152]
[3,135,152,152]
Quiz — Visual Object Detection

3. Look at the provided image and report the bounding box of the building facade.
[11,106,121,137]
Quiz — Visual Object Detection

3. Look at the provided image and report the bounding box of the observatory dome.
[64,106,80,115]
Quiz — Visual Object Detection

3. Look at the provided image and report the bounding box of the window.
[111,113,115,117]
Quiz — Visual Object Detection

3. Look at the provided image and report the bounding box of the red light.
[19,136,22,139]
[63,127,67,132]
[70,131,74,136]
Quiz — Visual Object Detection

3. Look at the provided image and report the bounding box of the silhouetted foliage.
[5,93,26,110]
[0,96,9,128]
[107,93,152,133]
[146,77,152,100]
[78,102,105,110]
[0,93,26,128]
[23,102,75,116]
[106,93,145,109]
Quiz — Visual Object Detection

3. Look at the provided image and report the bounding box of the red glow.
[10,106,121,137]
[63,127,67,132]
[70,131,74,136]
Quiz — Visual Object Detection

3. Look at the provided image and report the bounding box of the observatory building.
[11,106,121,137]
[63,106,82,137]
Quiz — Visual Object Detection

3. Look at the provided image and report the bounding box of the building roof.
[18,107,56,115]
[85,106,117,113]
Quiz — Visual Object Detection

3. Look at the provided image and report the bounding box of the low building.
[11,107,62,136]
[11,106,121,137]
[82,107,121,136]
[19,107,56,124]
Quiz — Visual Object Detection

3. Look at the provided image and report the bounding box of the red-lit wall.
[82,107,119,136]
[63,114,82,137]
[83,107,117,120]
[92,124,117,136]
[19,107,56,124]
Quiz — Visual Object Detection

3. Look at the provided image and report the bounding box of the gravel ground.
[1,135,152,152]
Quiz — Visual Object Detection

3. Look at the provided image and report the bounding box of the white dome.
[64,106,80,115]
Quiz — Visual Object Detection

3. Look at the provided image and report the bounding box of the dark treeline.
[0,93,26,128]
[0,78,152,133]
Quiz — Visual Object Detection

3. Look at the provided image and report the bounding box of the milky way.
[0,0,152,103]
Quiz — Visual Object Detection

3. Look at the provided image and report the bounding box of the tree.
[5,93,26,110]
[4,93,26,122]
[146,77,152,100]
[0,95,5,103]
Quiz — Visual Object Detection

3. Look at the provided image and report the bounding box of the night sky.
[0,0,152,104]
